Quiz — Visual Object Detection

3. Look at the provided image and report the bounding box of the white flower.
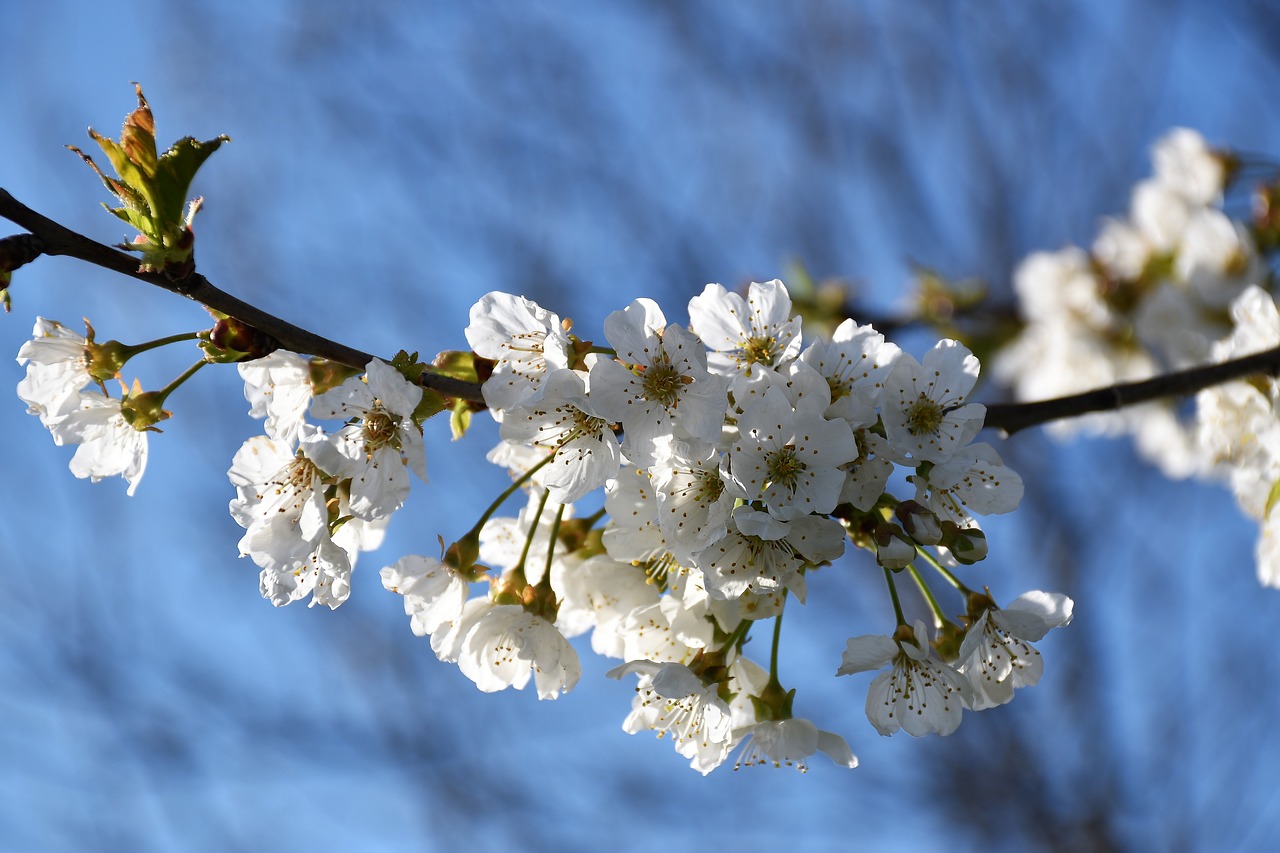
[1257,513,1280,589]
[553,553,658,658]
[910,442,1024,525]
[694,506,845,602]
[499,368,620,504]
[649,437,735,565]
[724,386,857,521]
[839,621,971,737]
[307,359,426,521]
[228,433,329,572]
[601,466,673,572]
[588,299,728,465]
[49,392,148,495]
[465,291,571,413]
[1151,127,1226,207]
[258,536,353,610]
[957,591,1074,710]
[16,317,92,423]
[239,350,313,446]
[688,280,802,386]
[380,555,470,638]
[228,430,378,609]
[839,429,895,512]
[609,660,736,775]
[798,318,900,427]
[733,718,857,772]
[456,604,581,699]
[881,340,985,464]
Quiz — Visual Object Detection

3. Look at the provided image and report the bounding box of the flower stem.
[130,331,201,357]
[883,566,907,627]
[906,564,946,629]
[155,359,207,404]
[916,546,969,593]
[541,503,566,589]
[469,453,554,538]
[514,488,551,578]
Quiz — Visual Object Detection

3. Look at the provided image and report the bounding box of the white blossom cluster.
[374,280,1068,773]
[14,280,1073,774]
[1195,286,1280,587]
[994,126,1280,589]
[996,127,1255,477]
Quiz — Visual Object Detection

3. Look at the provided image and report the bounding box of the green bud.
[895,499,942,545]
[948,527,988,564]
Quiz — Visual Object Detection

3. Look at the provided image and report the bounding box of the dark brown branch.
[983,346,1280,435]
[8,187,1280,429]
[0,188,485,402]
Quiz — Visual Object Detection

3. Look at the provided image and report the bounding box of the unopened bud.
[948,527,988,564]
[895,500,942,545]
[874,522,916,570]
[202,317,279,363]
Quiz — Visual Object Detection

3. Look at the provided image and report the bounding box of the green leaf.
[71,84,229,273]
[412,387,447,423]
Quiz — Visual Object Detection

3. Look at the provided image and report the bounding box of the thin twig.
[0,188,485,402]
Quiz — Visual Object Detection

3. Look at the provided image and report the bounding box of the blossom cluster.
[376,280,1067,773]
[994,127,1280,587]
[996,128,1252,477]
[14,279,1074,774]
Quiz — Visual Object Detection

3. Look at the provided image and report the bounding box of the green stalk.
[883,566,907,627]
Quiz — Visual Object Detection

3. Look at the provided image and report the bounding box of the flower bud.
[201,317,279,363]
[874,522,916,570]
[894,500,942,545]
[948,526,988,564]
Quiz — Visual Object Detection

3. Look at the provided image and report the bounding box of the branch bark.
[0,188,486,402]
[983,347,1280,434]
[5,187,1279,433]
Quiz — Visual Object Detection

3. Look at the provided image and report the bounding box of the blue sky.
[3,3,1280,851]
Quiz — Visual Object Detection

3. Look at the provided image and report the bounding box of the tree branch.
[0,188,486,403]
[983,346,1280,435]
[7,188,1280,433]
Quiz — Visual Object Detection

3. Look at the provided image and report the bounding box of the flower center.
[363,407,399,450]
[765,444,804,492]
[641,360,684,408]
[905,393,943,435]
[742,335,779,367]
[694,468,725,504]
[564,408,608,444]
[827,375,852,403]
